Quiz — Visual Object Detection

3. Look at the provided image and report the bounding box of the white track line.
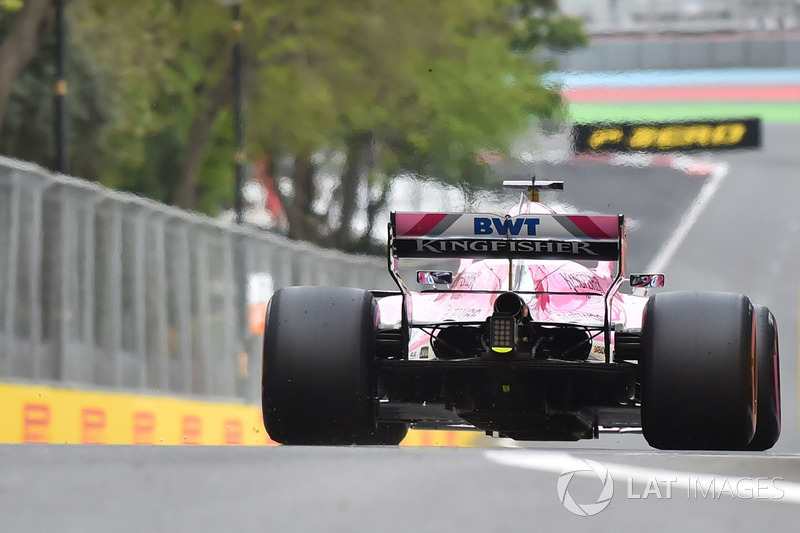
[486,450,800,504]
[645,162,729,274]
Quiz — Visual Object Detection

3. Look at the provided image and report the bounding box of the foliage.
[0,12,109,179]
[0,0,586,249]
[0,0,22,16]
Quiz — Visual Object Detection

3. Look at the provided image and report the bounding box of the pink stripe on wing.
[395,213,426,236]
[396,213,448,237]
[567,215,619,239]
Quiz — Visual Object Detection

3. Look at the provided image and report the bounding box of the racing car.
[262,180,781,450]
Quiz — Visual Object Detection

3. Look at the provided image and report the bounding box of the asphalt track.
[493,156,706,272]
[3,445,800,531]
[2,123,799,531]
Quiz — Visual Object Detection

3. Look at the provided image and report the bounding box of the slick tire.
[262,286,378,445]
[641,292,756,450]
[747,305,781,451]
[366,423,410,446]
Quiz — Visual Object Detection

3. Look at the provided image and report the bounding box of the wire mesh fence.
[0,157,393,403]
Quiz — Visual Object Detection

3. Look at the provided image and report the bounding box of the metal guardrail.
[561,0,800,35]
[0,157,393,403]
[552,34,800,71]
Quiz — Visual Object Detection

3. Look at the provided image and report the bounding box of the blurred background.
[0,0,798,448]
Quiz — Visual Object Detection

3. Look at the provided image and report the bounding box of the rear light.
[489,315,516,354]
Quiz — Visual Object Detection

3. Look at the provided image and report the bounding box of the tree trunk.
[285,153,318,242]
[334,131,373,249]
[172,76,232,210]
[358,176,391,253]
[0,0,57,131]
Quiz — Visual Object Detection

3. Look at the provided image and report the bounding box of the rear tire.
[262,286,379,445]
[367,423,410,445]
[641,292,756,450]
[747,305,781,451]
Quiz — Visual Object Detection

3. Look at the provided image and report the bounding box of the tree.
[0,0,58,133]
[247,0,587,251]
[71,0,233,205]
[1,0,238,206]
[0,0,586,245]
[0,21,109,180]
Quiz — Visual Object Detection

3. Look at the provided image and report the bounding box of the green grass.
[567,102,800,123]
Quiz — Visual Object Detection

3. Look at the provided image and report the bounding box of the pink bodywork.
[378,260,646,327]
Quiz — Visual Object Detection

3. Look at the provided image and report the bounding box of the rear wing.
[387,211,627,361]
[390,212,625,262]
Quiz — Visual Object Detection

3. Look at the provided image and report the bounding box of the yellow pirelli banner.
[571,117,761,153]
[0,382,480,446]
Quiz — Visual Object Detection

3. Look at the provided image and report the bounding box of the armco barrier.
[0,156,394,405]
[0,382,481,446]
